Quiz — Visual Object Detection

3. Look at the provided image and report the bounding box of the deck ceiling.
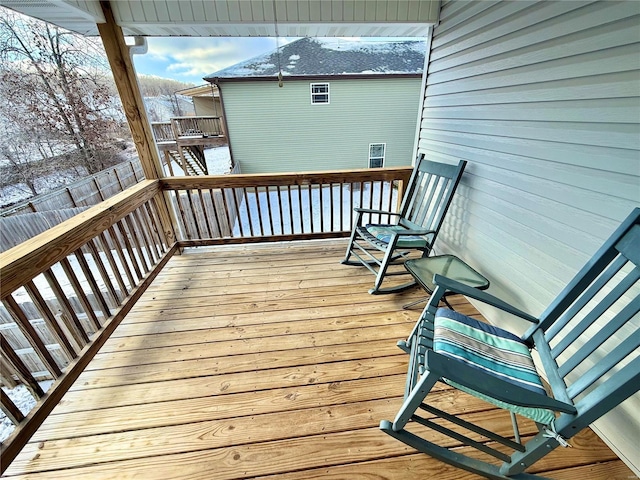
[1,0,439,37]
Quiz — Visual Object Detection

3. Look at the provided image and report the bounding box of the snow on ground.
[205,145,232,174]
[0,166,88,208]
[162,145,231,176]
[1,145,231,210]
[1,381,53,442]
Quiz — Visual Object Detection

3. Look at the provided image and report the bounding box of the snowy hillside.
[144,95,194,122]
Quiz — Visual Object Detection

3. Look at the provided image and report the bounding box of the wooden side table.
[403,254,490,310]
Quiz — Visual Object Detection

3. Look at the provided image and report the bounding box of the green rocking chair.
[381,207,640,479]
[342,155,466,294]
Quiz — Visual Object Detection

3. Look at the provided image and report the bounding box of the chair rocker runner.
[342,155,467,294]
[380,207,640,479]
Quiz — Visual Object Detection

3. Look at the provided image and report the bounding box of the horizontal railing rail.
[161,167,413,245]
[0,180,177,472]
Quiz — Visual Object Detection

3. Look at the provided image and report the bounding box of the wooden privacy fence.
[1,159,144,217]
[0,166,412,471]
[0,208,87,253]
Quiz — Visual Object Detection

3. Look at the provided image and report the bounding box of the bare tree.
[0,143,42,197]
[0,10,127,175]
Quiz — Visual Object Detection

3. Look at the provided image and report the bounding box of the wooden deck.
[3,240,634,479]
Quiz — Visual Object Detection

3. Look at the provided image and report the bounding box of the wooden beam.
[97,1,163,180]
[0,389,24,425]
[97,1,178,246]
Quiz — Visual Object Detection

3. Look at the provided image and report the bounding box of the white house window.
[310,83,330,104]
[369,143,386,168]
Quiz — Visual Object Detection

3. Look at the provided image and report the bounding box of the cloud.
[133,37,305,84]
[141,37,284,82]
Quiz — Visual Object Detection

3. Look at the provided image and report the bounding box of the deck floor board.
[3,240,634,479]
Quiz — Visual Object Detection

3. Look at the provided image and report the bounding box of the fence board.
[1,159,143,218]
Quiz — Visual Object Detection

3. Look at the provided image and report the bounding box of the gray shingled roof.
[204,37,426,80]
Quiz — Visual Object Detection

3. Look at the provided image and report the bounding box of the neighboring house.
[176,84,223,118]
[204,37,426,173]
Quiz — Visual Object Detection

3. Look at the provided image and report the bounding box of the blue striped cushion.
[365,224,427,248]
[433,308,555,425]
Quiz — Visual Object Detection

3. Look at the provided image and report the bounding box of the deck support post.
[97,1,177,244]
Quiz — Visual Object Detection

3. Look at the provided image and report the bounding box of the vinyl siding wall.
[220,77,421,173]
[192,97,222,117]
[419,0,640,472]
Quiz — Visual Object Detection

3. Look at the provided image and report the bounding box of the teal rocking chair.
[381,207,640,479]
[342,155,466,294]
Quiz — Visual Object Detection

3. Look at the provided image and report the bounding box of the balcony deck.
[3,240,634,479]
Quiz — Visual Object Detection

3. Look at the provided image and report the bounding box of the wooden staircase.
[166,145,208,176]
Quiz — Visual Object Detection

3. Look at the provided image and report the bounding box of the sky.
[132,36,297,86]
[131,36,422,86]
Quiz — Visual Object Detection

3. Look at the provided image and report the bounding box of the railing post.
[98,1,177,245]
[98,2,161,180]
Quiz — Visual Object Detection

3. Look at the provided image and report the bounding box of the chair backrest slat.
[551,264,639,358]
[398,155,466,237]
[557,355,640,435]
[413,175,437,226]
[527,208,640,415]
[566,328,640,399]
[407,173,435,225]
[558,294,640,378]
[423,178,450,230]
[546,256,628,341]
[532,329,574,405]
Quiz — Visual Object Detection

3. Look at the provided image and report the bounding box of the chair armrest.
[394,228,436,236]
[425,351,577,414]
[353,207,401,216]
[433,274,539,324]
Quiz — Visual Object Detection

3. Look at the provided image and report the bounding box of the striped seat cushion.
[433,308,555,425]
[365,224,427,248]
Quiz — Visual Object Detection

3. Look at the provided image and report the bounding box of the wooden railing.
[151,122,174,142]
[162,168,413,245]
[151,117,225,143]
[0,166,411,471]
[171,116,224,138]
[0,180,177,470]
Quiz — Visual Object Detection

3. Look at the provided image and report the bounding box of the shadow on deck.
[3,240,634,479]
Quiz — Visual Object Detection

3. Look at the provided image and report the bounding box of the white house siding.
[419,0,640,472]
[219,77,421,173]
[192,97,222,117]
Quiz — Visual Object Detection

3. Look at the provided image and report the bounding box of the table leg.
[403,295,455,310]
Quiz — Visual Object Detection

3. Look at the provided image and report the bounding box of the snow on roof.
[204,38,426,81]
